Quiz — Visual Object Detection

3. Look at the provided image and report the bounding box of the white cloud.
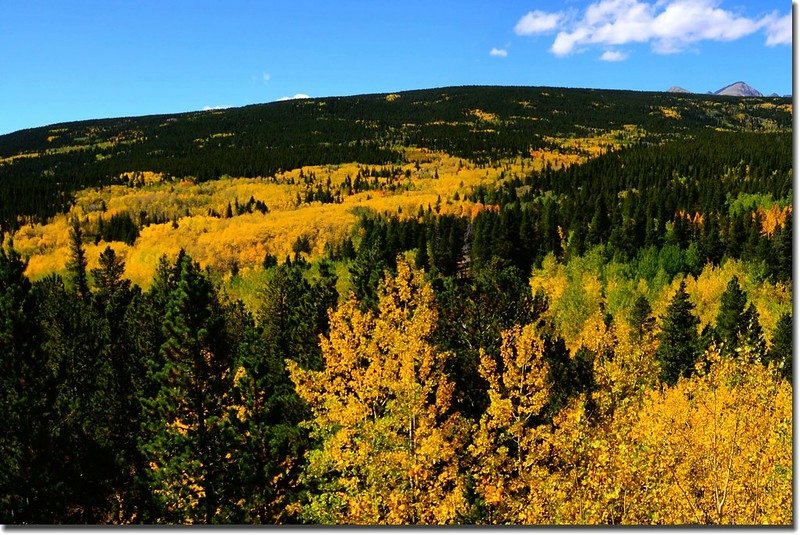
[552,27,590,56]
[599,49,629,61]
[514,10,564,35]
[263,72,271,83]
[489,47,508,57]
[764,12,791,46]
[277,94,311,101]
[516,0,791,57]
[203,105,230,111]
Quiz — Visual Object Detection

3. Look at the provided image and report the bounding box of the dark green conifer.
[259,262,321,370]
[767,312,792,382]
[739,302,767,360]
[715,276,748,355]
[67,218,90,299]
[141,254,238,523]
[229,304,308,523]
[656,279,700,385]
[628,295,655,340]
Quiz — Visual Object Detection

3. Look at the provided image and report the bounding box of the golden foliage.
[679,260,791,339]
[622,348,792,524]
[545,339,790,525]
[289,258,469,525]
[469,109,499,123]
[13,151,532,287]
[530,255,606,354]
[759,205,791,236]
[659,107,682,120]
[118,170,166,186]
[469,324,553,524]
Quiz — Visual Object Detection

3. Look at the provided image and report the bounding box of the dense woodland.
[0,86,793,524]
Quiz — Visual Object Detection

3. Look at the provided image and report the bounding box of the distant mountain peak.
[714,81,762,97]
[666,82,767,97]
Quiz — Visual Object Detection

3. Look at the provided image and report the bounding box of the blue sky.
[0,0,792,135]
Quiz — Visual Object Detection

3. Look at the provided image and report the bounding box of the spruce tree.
[140,254,239,523]
[773,211,792,282]
[262,252,278,269]
[67,218,89,300]
[715,276,748,356]
[259,262,321,370]
[90,246,146,521]
[767,312,792,382]
[349,234,386,311]
[91,246,130,304]
[229,305,308,523]
[739,302,767,360]
[587,195,611,246]
[312,260,339,339]
[656,279,700,385]
[628,294,655,340]
[724,213,745,259]
[30,274,116,522]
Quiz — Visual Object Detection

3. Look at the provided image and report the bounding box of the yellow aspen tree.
[591,316,659,419]
[625,346,792,524]
[468,324,553,524]
[546,316,658,525]
[289,256,469,525]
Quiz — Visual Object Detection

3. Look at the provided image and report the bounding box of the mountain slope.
[714,81,763,97]
[0,85,791,229]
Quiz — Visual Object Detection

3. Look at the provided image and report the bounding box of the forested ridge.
[0,85,790,227]
[0,85,793,525]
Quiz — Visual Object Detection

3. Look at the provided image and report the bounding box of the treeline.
[0,86,790,228]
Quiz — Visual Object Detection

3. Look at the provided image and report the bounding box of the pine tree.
[29,274,116,522]
[90,246,146,522]
[700,214,723,266]
[349,233,386,311]
[0,245,38,522]
[656,280,700,385]
[140,254,239,523]
[628,295,655,340]
[724,212,745,259]
[228,304,308,523]
[738,303,766,360]
[119,291,163,521]
[67,218,89,299]
[715,276,748,356]
[259,262,321,370]
[415,232,429,270]
[767,313,792,382]
[312,260,339,339]
[773,211,792,282]
[262,252,278,269]
[587,195,611,246]
[91,246,130,304]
